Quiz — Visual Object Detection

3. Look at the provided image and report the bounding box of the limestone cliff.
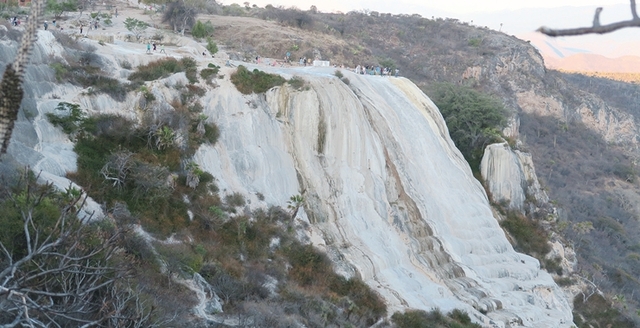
[0,30,574,326]
[480,142,548,211]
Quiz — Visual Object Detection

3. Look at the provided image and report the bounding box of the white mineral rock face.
[480,143,549,212]
[480,143,527,210]
[4,31,573,325]
[195,64,573,327]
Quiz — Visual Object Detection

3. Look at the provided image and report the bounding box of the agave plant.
[155,125,175,150]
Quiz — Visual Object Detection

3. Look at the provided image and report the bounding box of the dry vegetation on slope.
[556,69,640,84]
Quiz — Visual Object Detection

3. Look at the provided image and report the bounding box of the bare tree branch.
[0,172,162,327]
[538,0,640,36]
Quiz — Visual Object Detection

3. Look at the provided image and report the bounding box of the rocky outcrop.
[480,142,548,211]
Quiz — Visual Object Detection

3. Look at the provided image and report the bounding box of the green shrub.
[230,65,286,94]
[129,57,196,83]
[200,67,219,80]
[426,82,507,171]
[206,37,219,55]
[334,70,344,78]
[284,244,332,286]
[120,60,132,69]
[46,102,86,135]
[500,211,550,257]
[225,192,245,207]
[140,86,156,102]
[573,294,635,328]
[186,84,206,97]
[468,37,482,47]
[86,76,129,101]
[208,205,226,219]
[0,179,66,257]
[329,276,387,323]
[191,20,215,39]
[69,114,190,237]
[155,243,204,275]
[391,309,481,328]
[543,256,563,275]
[203,123,220,144]
[50,62,68,81]
[288,76,306,90]
[378,57,397,70]
[181,57,199,84]
[50,61,129,101]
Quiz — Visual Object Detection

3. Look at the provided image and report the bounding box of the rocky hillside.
[3,1,640,327]
[205,5,640,326]
[0,4,578,327]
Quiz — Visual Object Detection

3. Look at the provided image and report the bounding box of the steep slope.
[194,63,573,326]
[0,27,573,325]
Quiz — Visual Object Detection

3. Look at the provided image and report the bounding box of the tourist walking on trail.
[43,21,48,30]
[160,44,166,54]
[146,42,151,54]
[80,25,83,34]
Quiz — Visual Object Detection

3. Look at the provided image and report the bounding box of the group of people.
[355,65,399,77]
[298,56,312,66]
[146,42,166,54]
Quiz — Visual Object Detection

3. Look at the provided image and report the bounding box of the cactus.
[0,0,43,154]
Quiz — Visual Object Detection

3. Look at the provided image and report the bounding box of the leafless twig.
[538,0,640,36]
[0,172,160,327]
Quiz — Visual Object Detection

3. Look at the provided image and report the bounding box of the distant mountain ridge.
[545,54,640,73]
[513,30,640,73]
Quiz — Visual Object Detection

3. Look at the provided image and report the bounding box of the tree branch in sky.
[538,0,640,36]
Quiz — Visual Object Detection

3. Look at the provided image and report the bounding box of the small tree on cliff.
[124,17,149,40]
[426,82,507,170]
[163,0,205,35]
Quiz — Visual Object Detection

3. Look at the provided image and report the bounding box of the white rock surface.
[194,64,573,326]
[480,143,548,212]
[480,143,527,210]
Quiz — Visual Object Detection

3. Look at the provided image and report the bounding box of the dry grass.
[203,14,370,66]
[555,69,640,83]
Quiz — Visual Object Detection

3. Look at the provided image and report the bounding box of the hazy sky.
[227,0,628,15]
